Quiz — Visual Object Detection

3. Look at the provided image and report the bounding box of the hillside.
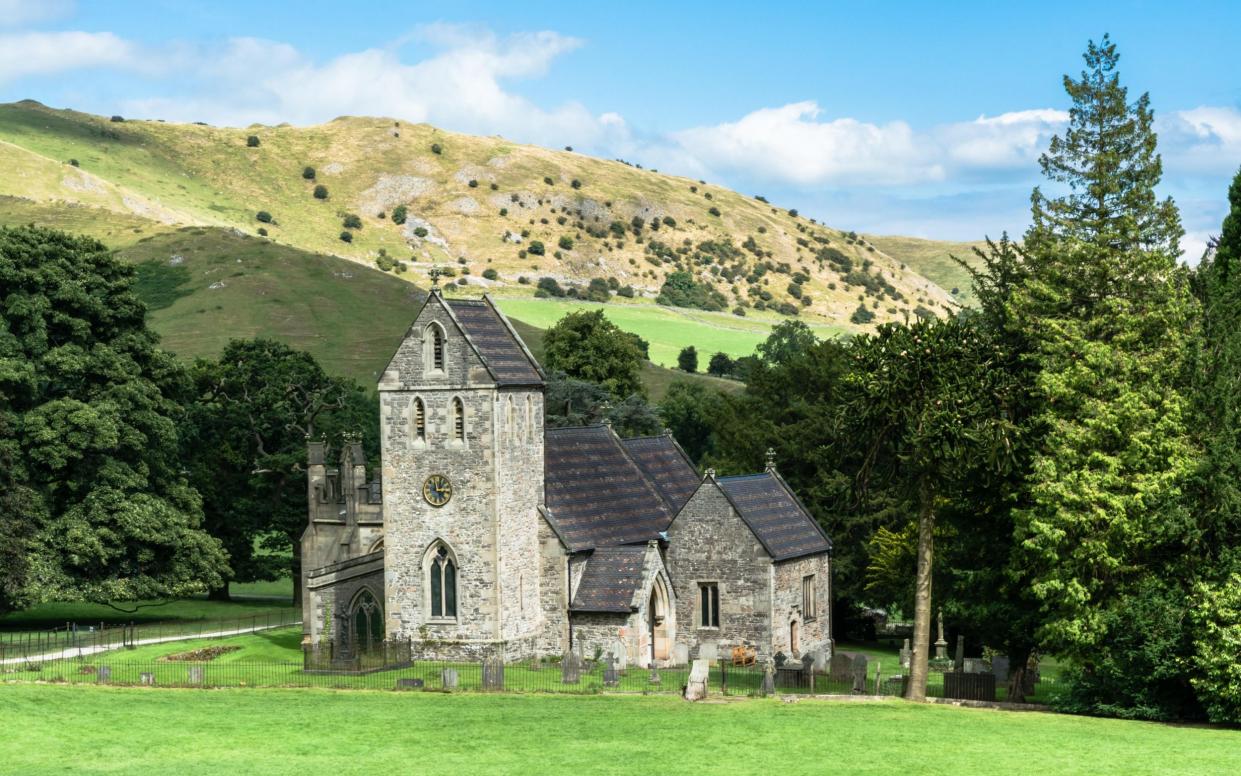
[862,234,985,306]
[0,100,961,330]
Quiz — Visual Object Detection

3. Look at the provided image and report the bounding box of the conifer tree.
[1014,36,1198,663]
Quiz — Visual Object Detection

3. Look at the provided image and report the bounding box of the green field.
[2,685,1236,776]
[863,233,985,306]
[492,295,846,368]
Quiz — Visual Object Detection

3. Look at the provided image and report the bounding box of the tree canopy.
[542,310,645,399]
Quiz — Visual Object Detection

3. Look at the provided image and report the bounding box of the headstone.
[97,665,111,684]
[441,668,459,689]
[188,666,204,685]
[963,658,987,674]
[698,641,719,660]
[934,608,948,659]
[528,656,542,672]
[673,643,690,666]
[851,655,868,694]
[829,653,853,682]
[396,678,424,690]
[140,672,155,686]
[990,655,1010,682]
[774,651,788,669]
[482,656,505,690]
[609,640,628,670]
[603,653,619,686]
[561,651,581,684]
[899,638,912,669]
[648,668,661,685]
[760,661,776,697]
[954,635,965,673]
[684,658,710,701]
[812,647,829,673]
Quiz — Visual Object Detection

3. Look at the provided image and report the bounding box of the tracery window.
[427,324,445,372]
[429,543,457,619]
[412,397,426,442]
[452,397,465,442]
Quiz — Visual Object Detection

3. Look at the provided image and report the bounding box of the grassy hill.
[109,226,734,400]
[0,100,962,331]
[862,234,986,306]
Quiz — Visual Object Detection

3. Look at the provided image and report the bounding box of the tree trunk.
[207,583,232,602]
[1006,646,1034,704]
[905,477,936,702]
[290,540,302,608]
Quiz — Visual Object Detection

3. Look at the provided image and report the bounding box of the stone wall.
[570,611,637,662]
[535,513,570,655]
[305,558,384,649]
[771,552,831,658]
[665,481,773,660]
[494,388,544,643]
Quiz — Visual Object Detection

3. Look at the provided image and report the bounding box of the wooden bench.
[731,646,757,666]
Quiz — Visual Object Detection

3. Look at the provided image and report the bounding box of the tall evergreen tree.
[1014,36,1199,673]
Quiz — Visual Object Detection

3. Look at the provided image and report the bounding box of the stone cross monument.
[934,608,948,660]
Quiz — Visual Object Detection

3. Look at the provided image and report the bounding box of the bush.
[662,216,677,228]
[468,179,478,188]
[527,240,546,256]
[257,227,268,237]
[788,209,799,217]
[110,115,124,122]
[68,159,79,167]
[431,143,442,154]
[339,231,353,243]
[313,184,329,200]
[617,285,635,298]
[482,268,499,280]
[678,346,699,373]
[255,211,272,223]
[543,176,554,185]
[849,305,875,324]
[585,278,612,303]
[537,277,566,297]
[732,306,746,317]
[558,235,574,251]
[656,271,728,312]
[571,179,582,189]
[246,135,260,147]
[342,214,362,230]
[376,254,395,272]
[490,182,498,190]
[302,166,316,180]
[708,206,721,217]
[499,208,508,217]
[413,227,428,238]
[707,352,735,377]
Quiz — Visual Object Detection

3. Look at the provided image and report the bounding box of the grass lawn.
[2,685,1237,776]
[0,595,294,632]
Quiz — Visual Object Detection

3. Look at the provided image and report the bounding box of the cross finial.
[662,427,673,437]
[705,467,716,480]
[765,448,777,472]
[428,266,447,289]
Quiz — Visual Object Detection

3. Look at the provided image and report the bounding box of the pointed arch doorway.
[647,575,672,666]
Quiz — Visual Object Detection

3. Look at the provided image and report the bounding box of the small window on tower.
[427,324,445,372]
[802,575,816,622]
[452,397,465,442]
[413,397,426,442]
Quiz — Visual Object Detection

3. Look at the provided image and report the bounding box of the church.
[300,289,832,668]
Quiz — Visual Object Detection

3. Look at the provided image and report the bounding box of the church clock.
[422,474,453,507]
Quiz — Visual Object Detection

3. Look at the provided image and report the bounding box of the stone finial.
[705,467,716,480]
[663,427,673,437]
[428,266,448,289]
[600,401,613,429]
[764,448,777,472]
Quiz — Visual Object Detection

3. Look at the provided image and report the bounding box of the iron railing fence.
[0,608,300,663]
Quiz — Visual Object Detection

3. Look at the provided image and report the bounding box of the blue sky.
[3,0,1239,256]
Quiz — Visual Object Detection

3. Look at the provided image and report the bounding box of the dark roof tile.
[621,435,700,511]
[447,299,543,385]
[718,473,831,561]
[569,546,648,613]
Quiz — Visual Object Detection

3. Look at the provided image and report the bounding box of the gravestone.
[684,659,709,701]
[609,640,628,670]
[990,655,1010,683]
[934,609,948,659]
[396,678,424,690]
[760,660,776,697]
[851,655,868,694]
[648,668,661,685]
[673,643,690,666]
[188,666,204,685]
[482,657,505,690]
[698,641,719,661]
[528,656,542,672]
[954,635,965,673]
[603,653,619,686]
[561,652,581,684]
[441,668,459,689]
[812,647,829,673]
[97,666,111,684]
[899,638,911,669]
[829,653,853,682]
[140,672,155,686]
[773,651,788,669]
[963,658,987,674]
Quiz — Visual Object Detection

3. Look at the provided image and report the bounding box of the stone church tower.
[377,290,546,658]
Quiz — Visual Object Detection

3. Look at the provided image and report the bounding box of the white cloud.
[0,31,137,82]
[1159,106,1241,175]
[0,0,73,28]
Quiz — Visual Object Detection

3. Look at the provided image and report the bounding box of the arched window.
[506,397,514,437]
[428,543,457,619]
[525,395,533,442]
[351,589,383,652]
[426,324,445,373]
[452,397,465,442]
[412,397,426,443]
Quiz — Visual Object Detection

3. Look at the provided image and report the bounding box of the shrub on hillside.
[656,271,727,312]
[339,231,353,243]
[313,185,329,200]
[431,143,442,154]
[246,135,260,147]
[616,285,635,298]
[707,352,735,377]
[390,205,407,225]
[571,179,582,189]
[543,176,554,185]
[788,209,798,217]
[678,346,698,373]
[468,179,478,188]
[257,227,268,237]
[302,166,316,180]
[255,211,272,223]
[482,268,499,280]
[413,226,428,238]
[850,305,875,324]
[535,277,566,298]
[585,278,612,302]
[527,240,546,256]
[68,159,79,167]
[558,235,574,251]
[343,214,362,230]
[708,207,721,217]
[110,115,124,122]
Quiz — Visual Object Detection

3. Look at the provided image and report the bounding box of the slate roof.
[569,545,649,613]
[718,472,831,561]
[543,426,673,551]
[446,298,543,386]
[620,435,700,512]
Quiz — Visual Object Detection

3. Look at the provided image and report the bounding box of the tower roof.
[445,297,543,386]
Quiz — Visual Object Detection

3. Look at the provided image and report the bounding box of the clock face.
[422,474,453,507]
